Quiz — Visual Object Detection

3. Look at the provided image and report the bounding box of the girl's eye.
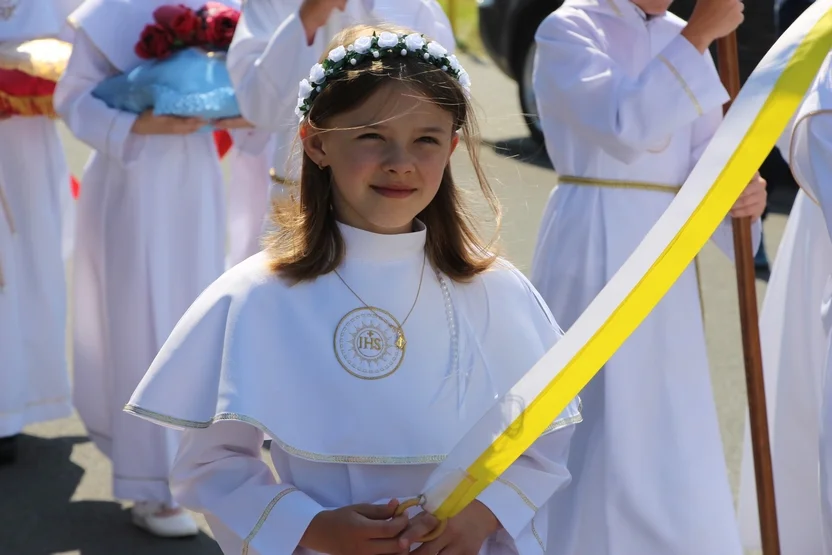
[358,133,383,140]
[418,136,440,144]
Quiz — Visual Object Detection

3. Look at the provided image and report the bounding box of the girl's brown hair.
[267,24,500,282]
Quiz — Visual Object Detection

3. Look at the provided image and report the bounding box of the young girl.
[55,0,242,537]
[126,24,581,554]
[0,0,79,464]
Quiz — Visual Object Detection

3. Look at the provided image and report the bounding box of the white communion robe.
[127,222,583,555]
[0,0,83,437]
[55,0,236,503]
[737,187,832,553]
[530,1,761,554]
[227,0,455,192]
[777,52,832,554]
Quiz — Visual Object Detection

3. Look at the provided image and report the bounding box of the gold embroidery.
[124,404,581,465]
[0,91,58,119]
[788,108,831,207]
[542,398,583,434]
[531,514,545,552]
[242,488,299,555]
[333,306,406,380]
[496,477,538,511]
[657,54,703,116]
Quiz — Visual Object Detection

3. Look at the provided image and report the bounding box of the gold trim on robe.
[242,487,299,555]
[657,54,704,116]
[123,403,583,465]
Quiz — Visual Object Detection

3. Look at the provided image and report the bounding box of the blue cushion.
[92,48,240,128]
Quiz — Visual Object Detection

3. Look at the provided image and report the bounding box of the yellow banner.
[422,0,832,520]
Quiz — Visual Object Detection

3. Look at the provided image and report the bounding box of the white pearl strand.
[436,270,460,380]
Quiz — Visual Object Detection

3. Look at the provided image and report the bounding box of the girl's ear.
[450,132,460,155]
[301,124,327,167]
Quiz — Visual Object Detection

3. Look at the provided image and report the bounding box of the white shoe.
[131,502,200,538]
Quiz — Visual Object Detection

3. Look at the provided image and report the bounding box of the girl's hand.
[398,501,501,555]
[300,498,410,555]
[130,110,206,135]
[730,171,767,221]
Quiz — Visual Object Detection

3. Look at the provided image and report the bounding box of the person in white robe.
[227,0,455,195]
[773,51,832,554]
[54,0,241,537]
[736,188,832,552]
[530,0,768,553]
[0,0,81,465]
[127,25,581,554]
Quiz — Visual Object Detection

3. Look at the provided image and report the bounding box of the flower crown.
[295,31,471,121]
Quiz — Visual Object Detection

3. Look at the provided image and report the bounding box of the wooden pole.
[715,32,781,555]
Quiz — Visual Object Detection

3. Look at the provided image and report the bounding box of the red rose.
[135,24,175,60]
[200,3,240,49]
[153,4,201,44]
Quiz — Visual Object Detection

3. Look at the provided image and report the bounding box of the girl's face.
[304,81,458,235]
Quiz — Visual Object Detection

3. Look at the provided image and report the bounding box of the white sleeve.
[532,12,730,164]
[227,2,323,132]
[791,111,832,229]
[53,30,144,164]
[171,420,325,555]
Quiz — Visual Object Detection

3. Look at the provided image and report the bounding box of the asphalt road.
[0,51,792,555]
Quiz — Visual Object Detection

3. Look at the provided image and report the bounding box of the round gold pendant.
[334,307,406,380]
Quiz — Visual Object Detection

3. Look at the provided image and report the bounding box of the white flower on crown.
[447,54,461,72]
[353,36,373,54]
[297,97,305,109]
[298,79,313,99]
[426,41,447,58]
[309,63,326,84]
[295,106,304,118]
[458,70,471,89]
[328,45,347,63]
[378,32,399,48]
[404,33,425,52]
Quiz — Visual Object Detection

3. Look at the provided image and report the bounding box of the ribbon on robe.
[418,0,832,520]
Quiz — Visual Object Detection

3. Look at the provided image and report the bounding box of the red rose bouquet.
[135,3,241,60]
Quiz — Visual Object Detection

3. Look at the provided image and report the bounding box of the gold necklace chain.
[333,252,427,350]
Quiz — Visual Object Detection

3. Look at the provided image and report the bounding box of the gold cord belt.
[558,175,681,194]
[558,175,705,317]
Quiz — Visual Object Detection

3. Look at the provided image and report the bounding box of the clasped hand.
[300,498,501,555]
